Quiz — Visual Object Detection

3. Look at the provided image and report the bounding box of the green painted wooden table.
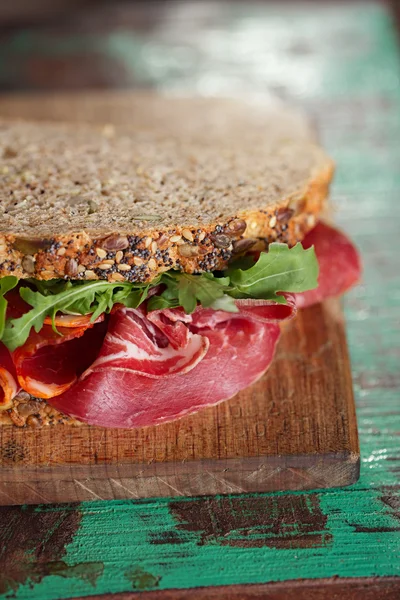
[0,1,399,598]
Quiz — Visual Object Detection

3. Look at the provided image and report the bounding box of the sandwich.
[0,96,361,428]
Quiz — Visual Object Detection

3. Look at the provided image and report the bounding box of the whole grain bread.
[0,94,333,282]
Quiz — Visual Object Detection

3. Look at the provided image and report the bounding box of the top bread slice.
[0,94,334,283]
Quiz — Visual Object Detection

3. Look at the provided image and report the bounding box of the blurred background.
[0,0,398,97]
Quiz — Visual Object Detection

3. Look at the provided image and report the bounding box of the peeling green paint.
[0,2,399,599]
[125,567,161,591]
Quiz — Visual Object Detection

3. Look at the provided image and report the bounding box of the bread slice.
[0,94,333,283]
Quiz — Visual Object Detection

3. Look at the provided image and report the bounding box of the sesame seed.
[198,231,206,242]
[182,229,194,242]
[151,241,158,253]
[85,270,97,279]
[118,263,131,271]
[133,257,143,266]
[102,259,115,264]
[77,264,86,273]
[170,235,182,243]
[96,247,107,259]
[115,251,123,263]
[56,247,66,256]
[148,258,157,270]
[144,237,152,248]
[269,215,277,228]
[98,263,112,270]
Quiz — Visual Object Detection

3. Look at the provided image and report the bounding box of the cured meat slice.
[85,308,209,378]
[49,301,292,428]
[12,317,107,399]
[295,222,361,308]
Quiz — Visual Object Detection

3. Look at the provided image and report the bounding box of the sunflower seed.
[110,272,125,282]
[22,255,35,274]
[182,229,194,242]
[170,235,182,243]
[96,247,107,259]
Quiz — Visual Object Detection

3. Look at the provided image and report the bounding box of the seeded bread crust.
[0,391,80,428]
[0,96,334,282]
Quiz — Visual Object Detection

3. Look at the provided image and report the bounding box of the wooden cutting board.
[0,298,359,505]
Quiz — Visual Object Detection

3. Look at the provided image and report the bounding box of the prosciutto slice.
[12,316,107,399]
[49,300,293,427]
[295,222,361,308]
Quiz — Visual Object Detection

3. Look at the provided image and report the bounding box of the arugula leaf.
[1,280,152,352]
[227,242,318,302]
[0,276,18,338]
[147,295,180,312]
[163,272,231,314]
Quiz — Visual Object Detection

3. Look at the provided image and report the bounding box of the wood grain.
[0,298,359,504]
